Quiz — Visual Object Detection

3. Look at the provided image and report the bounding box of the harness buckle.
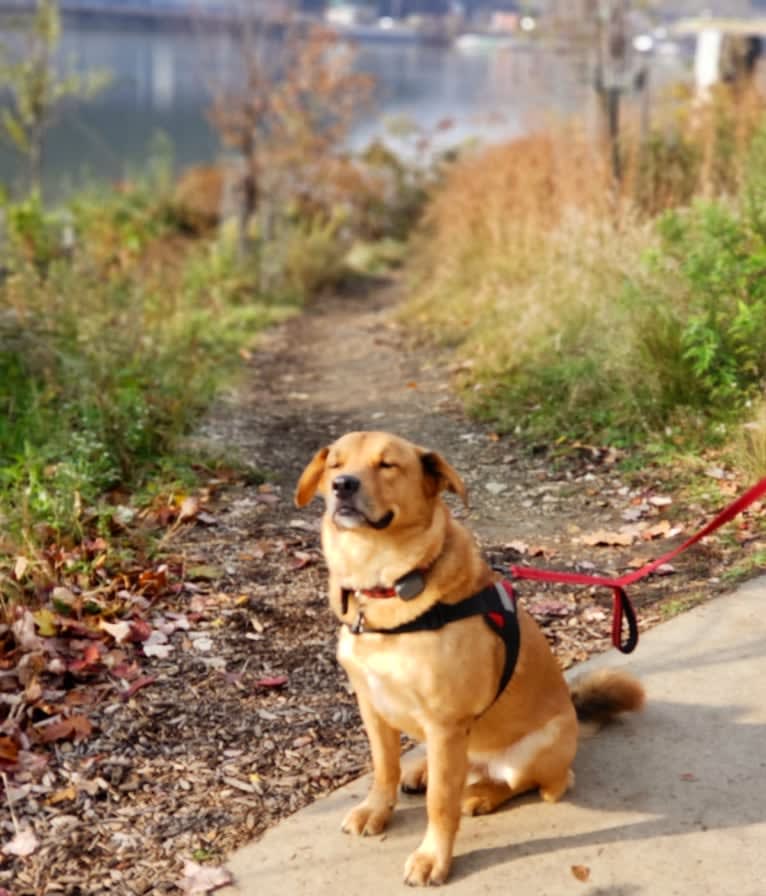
[351,610,366,635]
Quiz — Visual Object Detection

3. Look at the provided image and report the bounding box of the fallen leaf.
[177,495,201,524]
[101,620,132,643]
[128,618,153,642]
[142,629,170,653]
[255,675,288,689]
[13,555,29,580]
[120,675,157,700]
[11,609,44,651]
[254,493,279,506]
[4,826,38,857]
[680,772,697,782]
[51,585,77,613]
[0,736,19,764]
[36,714,93,744]
[191,636,213,653]
[47,785,77,805]
[177,859,233,894]
[290,551,315,570]
[529,599,572,618]
[643,520,671,540]
[571,864,590,883]
[580,529,635,547]
[33,607,58,637]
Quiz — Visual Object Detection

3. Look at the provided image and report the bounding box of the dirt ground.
[4,280,760,895]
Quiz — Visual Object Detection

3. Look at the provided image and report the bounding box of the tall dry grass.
[405,87,766,451]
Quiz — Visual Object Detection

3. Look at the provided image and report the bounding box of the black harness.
[347,580,520,705]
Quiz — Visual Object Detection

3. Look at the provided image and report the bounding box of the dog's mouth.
[332,505,395,531]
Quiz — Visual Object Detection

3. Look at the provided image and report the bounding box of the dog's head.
[294,431,467,532]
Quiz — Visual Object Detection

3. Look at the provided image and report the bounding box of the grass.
[404,88,766,470]
[658,591,709,621]
[723,548,766,583]
[0,180,299,543]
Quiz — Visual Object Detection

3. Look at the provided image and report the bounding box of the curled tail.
[569,669,645,734]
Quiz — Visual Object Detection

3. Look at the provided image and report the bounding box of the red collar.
[357,585,397,599]
[341,568,428,614]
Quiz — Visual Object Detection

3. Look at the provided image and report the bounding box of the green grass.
[0,183,298,540]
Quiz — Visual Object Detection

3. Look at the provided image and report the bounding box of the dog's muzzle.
[330,475,394,530]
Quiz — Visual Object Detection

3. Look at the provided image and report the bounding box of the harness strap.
[351,580,520,703]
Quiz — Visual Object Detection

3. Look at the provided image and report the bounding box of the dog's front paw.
[403,849,450,887]
[341,801,392,836]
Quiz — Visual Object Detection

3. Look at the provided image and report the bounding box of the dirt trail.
[8,281,732,896]
[199,280,632,545]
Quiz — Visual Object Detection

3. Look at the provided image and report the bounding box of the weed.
[723,548,766,583]
[659,591,708,620]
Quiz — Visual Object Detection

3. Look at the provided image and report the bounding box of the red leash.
[510,476,766,654]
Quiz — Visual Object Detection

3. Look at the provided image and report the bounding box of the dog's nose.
[332,475,360,498]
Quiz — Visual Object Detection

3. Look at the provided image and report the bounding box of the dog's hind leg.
[401,754,428,794]
[461,779,514,816]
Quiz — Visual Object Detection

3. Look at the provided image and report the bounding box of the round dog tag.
[395,570,425,601]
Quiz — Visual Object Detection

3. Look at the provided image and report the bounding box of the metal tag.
[395,570,426,601]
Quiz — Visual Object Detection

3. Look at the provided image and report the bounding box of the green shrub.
[0,183,296,536]
[405,117,766,451]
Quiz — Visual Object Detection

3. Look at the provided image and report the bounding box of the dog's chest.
[337,628,428,733]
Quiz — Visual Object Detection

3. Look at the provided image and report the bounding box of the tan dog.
[295,431,644,887]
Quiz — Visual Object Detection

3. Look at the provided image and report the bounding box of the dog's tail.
[569,669,645,736]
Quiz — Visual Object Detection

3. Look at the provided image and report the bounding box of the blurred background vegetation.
[1,0,765,562]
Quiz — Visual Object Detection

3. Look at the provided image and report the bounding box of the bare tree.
[207,7,373,265]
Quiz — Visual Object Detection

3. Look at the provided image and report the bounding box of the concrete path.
[221,577,766,896]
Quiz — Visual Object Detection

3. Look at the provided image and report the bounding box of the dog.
[295,431,644,887]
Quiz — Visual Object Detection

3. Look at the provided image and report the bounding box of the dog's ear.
[420,450,468,506]
[294,446,330,507]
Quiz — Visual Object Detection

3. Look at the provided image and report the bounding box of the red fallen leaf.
[68,643,103,674]
[121,675,157,700]
[571,864,590,883]
[139,565,169,591]
[111,661,141,680]
[529,599,572,618]
[128,618,153,642]
[290,551,315,570]
[36,714,93,744]
[680,772,698,782]
[0,736,19,764]
[255,675,288,689]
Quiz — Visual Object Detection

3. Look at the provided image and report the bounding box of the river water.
[0,22,591,198]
